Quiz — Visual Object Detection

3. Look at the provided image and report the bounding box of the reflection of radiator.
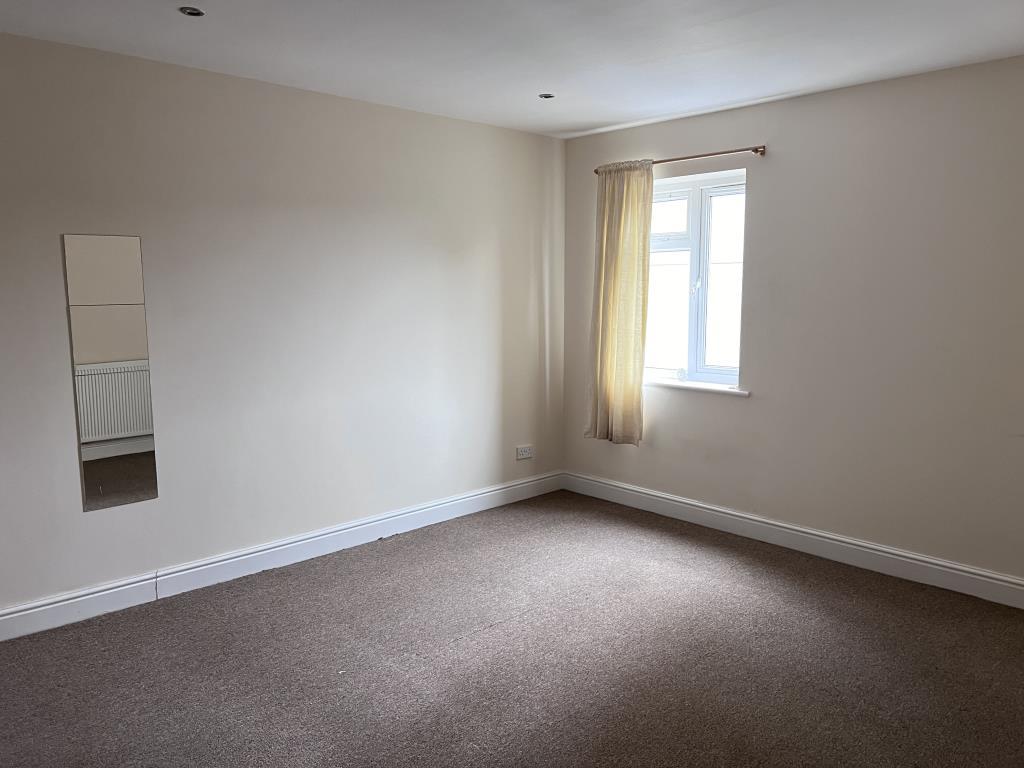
[74,360,153,443]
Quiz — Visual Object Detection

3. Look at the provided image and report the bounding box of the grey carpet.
[1,491,1022,767]
[82,450,158,511]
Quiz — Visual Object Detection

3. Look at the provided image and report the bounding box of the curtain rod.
[593,145,766,174]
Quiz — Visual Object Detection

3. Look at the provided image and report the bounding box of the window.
[645,169,746,386]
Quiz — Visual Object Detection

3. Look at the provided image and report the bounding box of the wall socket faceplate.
[515,444,534,461]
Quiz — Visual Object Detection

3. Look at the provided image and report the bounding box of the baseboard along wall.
[2,470,1021,641]
[80,435,155,462]
[0,472,562,642]
[561,473,1024,612]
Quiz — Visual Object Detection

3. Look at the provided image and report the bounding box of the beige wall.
[564,56,1024,579]
[64,235,146,306]
[68,305,149,365]
[0,34,564,608]
[65,234,150,364]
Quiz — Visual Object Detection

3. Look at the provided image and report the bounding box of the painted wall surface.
[68,304,149,365]
[65,235,150,364]
[0,34,564,608]
[64,234,146,306]
[564,56,1024,579]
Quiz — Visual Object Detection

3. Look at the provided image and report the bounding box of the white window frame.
[647,169,746,386]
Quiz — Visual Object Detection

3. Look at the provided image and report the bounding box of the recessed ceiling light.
[538,93,555,100]
[178,6,205,17]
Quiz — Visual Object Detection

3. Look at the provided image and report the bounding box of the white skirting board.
[0,471,562,641]
[0,574,158,641]
[155,472,562,598]
[80,435,155,461]
[562,472,1024,611]
[2,469,1021,642]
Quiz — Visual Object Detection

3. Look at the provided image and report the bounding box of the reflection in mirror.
[63,235,158,511]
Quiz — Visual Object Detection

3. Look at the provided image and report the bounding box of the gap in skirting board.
[1,471,1021,641]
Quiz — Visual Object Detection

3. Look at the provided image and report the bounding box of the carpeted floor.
[1,491,1022,767]
[81,450,158,511]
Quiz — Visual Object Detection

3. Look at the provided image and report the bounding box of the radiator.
[74,360,154,443]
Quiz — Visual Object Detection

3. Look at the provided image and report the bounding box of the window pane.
[644,250,689,374]
[704,192,745,368]
[651,199,687,234]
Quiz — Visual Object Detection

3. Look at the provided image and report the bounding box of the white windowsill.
[644,379,751,397]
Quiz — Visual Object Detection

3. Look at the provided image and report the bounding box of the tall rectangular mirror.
[63,235,158,511]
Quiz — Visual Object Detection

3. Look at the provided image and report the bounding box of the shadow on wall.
[497,139,564,482]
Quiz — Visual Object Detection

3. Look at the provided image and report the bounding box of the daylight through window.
[645,169,746,386]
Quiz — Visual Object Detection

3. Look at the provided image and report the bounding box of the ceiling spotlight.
[178,6,205,17]
[538,93,555,99]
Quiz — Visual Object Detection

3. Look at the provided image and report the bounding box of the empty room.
[1,2,1022,766]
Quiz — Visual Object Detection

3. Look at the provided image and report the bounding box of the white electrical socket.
[515,444,534,461]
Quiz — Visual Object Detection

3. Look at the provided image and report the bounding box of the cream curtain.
[584,159,654,445]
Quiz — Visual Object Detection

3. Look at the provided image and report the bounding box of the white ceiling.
[3,1,1023,137]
